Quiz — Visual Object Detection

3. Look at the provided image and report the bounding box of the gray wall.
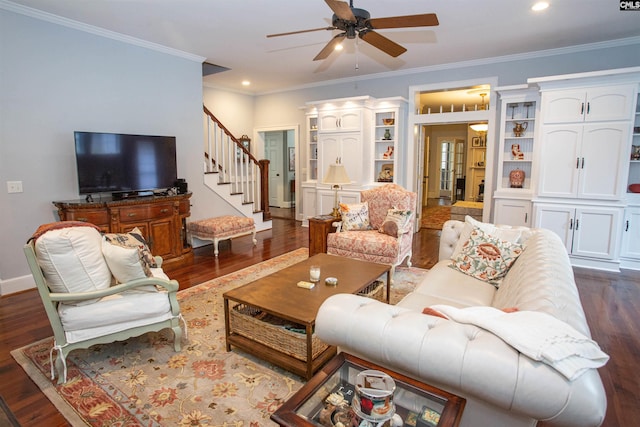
[2,5,640,293]
[0,10,205,293]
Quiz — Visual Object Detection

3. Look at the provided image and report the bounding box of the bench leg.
[213,238,220,257]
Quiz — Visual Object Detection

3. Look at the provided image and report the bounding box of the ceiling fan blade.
[359,30,407,57]
[267,27,335,38]
[313,33,346,61]
[368,13,439,29]
[325,0,356,22]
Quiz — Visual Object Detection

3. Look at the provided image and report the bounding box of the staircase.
[203,106,271,231]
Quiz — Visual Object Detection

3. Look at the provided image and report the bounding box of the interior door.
[265,132,284,207]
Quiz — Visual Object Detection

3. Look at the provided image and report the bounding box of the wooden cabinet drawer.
[63,209,109,225]
[119,203,173,223]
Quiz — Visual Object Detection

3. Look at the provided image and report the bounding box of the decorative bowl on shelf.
[629,183,640,193]
[382,118,395,125]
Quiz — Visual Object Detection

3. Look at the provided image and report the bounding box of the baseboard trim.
[0,274,35,296]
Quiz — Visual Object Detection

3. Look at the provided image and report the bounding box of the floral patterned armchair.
[327,184,417,277]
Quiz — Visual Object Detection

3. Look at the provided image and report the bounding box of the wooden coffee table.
[223,253,391,379]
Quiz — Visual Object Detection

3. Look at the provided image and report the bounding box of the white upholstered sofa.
[316,218,608,427]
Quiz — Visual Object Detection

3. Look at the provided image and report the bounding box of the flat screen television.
[74,131,177,197]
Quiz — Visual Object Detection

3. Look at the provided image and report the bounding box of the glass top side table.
[272,353,466,427]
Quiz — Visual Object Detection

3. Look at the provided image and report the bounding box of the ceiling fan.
[266,0,439,61]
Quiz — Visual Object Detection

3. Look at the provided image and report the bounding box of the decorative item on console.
[509,169,525,188]
[511,144,525,160]
[513,121,528,137]
[631,145,640,160]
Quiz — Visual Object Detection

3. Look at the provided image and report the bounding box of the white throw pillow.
[451,216,526,260]
[339,201,372,231]
[34,226,112,301]
[102,237,152,283]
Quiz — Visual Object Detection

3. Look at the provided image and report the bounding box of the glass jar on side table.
[271,353,466,427]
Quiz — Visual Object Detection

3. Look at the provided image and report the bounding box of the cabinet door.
[318,110,361,132]
[579,123,629,200]
[302,187,317,221]
[584,85,636,122]
[621,208,640,259]
[538,125,581,198]
[319,134,361,185]
[542,90,586,123]
[148,218,176,259]
[494,199,531,227]
[534,204,574,252]
[572,207,621,259]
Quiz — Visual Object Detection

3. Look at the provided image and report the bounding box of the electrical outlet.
[7,181,23,193]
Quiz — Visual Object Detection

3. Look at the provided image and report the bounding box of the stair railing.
[203,106,270,220]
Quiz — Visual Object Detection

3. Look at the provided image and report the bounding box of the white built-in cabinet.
[538,123,630,200]
[620,207,640,269]
[493,85,539,226]
[530,70,640,271]
[301,96,407,224]
[534,203,621,263]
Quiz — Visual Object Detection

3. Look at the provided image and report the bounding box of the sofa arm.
[316,294,607,427]
[439,220,465,261]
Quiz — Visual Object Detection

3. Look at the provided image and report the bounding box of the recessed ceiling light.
[532,2,549,11]
[334,44,344,52]
[241,80,250,86]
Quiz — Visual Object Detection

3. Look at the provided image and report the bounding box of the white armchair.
[23,222,184,383]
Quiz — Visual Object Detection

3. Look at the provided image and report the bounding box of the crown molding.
[257,36,640,96]
[0,0,205,63]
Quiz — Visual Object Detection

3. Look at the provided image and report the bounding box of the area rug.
[11,249,427,426]
[421,205,451,230]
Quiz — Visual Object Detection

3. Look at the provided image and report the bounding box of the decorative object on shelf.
[383,145,394,159]
[383,129,392,140]
[382,118,395,125]
[509,104,517,119]
[471,137,481,147]
[629,183,640,193]
[377,163,394,182]
[524,102,534,118]
[511,143,525,160]
[631,145,640,160]
[513,121,528,137]
[509,169,525,188]
[323,159,351,218]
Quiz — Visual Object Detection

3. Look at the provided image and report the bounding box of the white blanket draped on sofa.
[430,305,609,381]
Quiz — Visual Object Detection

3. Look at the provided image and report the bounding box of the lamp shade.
[323,163,351,185]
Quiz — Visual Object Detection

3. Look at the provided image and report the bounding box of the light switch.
[7,181,23,193]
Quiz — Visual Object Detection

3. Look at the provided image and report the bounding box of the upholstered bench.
[188,216,257,257]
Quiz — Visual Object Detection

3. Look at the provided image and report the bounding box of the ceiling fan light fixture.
[335,43,344,51]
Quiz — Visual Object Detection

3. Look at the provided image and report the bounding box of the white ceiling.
[5,0,640,95]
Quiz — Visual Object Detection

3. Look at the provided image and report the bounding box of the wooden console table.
[53,193,193,269]
[308,215,337,257]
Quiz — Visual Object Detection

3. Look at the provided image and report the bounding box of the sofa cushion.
[339,202,372,231]
[102,237,153,283]
[450,227,524,287]
[452,216,530,260]
[379,208,412,237]
[34,225,112,301]
[398,260,497,310]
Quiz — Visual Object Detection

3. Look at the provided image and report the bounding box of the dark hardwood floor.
[0,218,637,426]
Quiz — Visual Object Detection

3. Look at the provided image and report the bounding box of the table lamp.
[323,159,351,217]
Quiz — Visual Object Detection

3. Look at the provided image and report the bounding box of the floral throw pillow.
[449,227,524,287]
[379,208,412,237]
[339,202,372,231]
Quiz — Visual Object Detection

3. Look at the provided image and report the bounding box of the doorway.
[256,126,299,220]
